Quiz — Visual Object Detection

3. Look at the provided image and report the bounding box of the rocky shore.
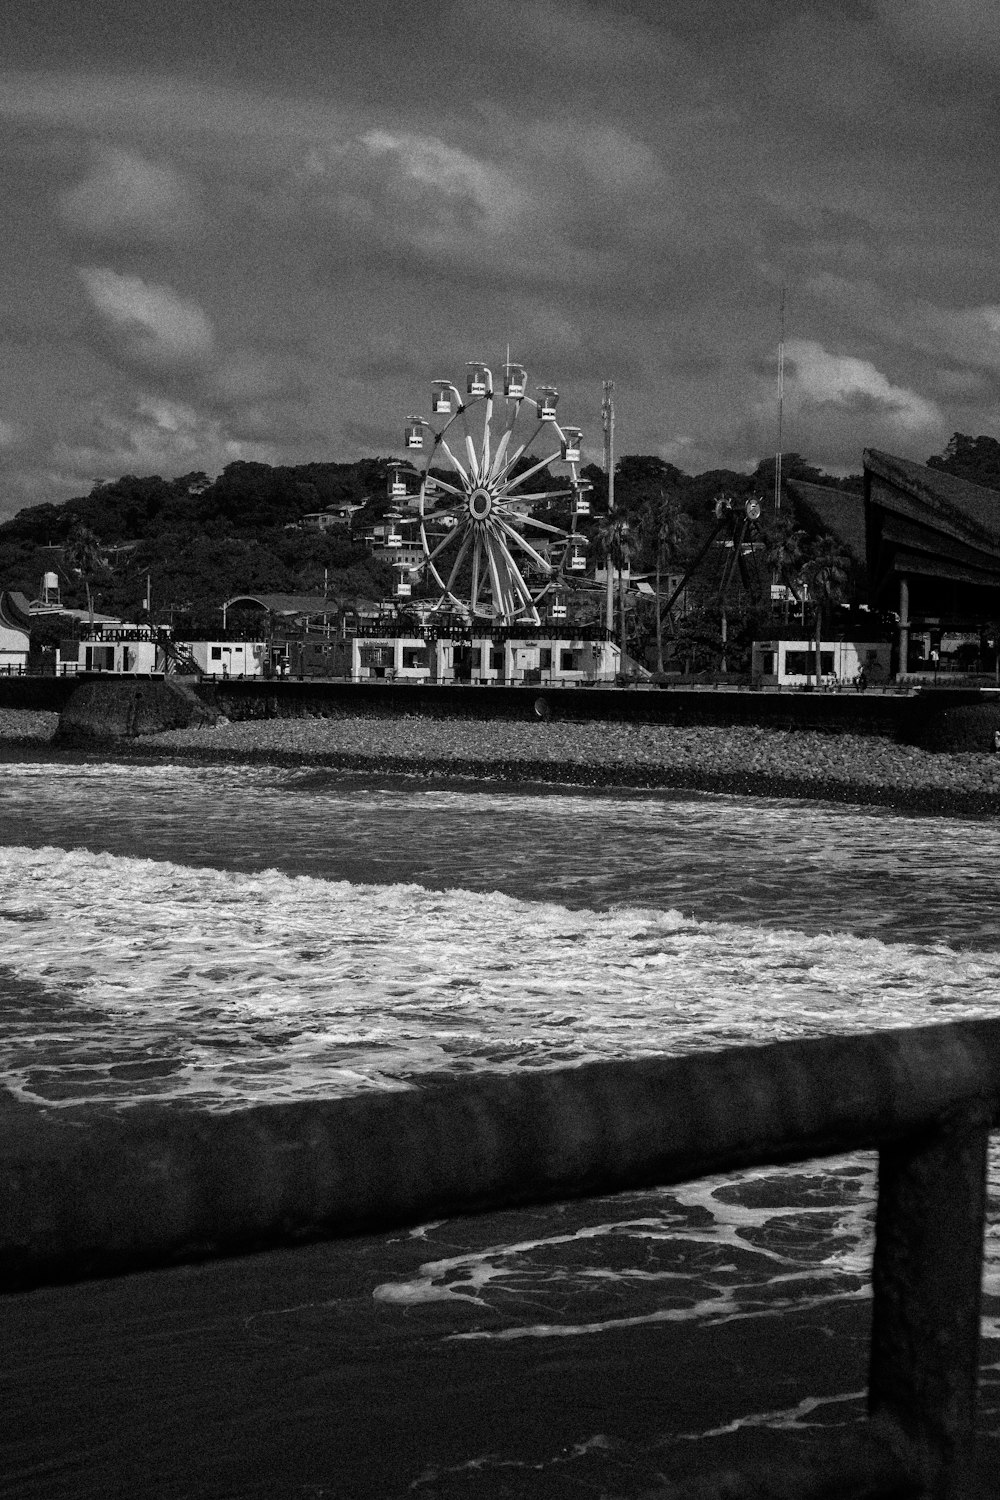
[4,706,1000,813]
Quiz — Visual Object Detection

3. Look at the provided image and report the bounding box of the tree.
[761,511,807,623]
[63,524,109,625]
[800,535,851,686]
[640,489,692,673]
[596,511,632,666]
[927,433,1000,492]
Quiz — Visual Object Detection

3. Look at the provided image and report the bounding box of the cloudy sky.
[1,0,998,520]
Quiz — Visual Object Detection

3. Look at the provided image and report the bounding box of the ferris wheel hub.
[468,487,493,520]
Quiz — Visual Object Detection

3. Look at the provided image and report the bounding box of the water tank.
[43,571,59,591]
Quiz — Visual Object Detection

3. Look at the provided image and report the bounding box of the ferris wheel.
[396,361,592,625]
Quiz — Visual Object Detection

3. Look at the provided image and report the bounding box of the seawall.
[1,675,998,751]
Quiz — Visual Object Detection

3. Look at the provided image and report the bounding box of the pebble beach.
[4,705,1000,813]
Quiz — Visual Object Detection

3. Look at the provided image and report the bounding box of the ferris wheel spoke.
[499,450,560,495]
[492,418,546,486]
[423,474,466,499]
[514,513,575,537]
[495,516,555,575]
[470,532,483,613]
[485,397,519,483]
[421,500,467,523]
[483,534,510,618]
[424,523,463,564]
[486,427,513,486]
[438,436,470,485]
[464,431,480,482]
[492,529,536,617]
[497,488,574,505]
[443,529,474,595]
[482,393,493,478]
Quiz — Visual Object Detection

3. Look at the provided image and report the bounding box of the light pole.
[602,380,615,636]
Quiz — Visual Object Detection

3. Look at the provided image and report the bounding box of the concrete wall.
[1,674,997,750]
[3,1018,998,1290]
[195,677,918,736]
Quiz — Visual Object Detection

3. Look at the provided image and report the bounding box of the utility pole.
[602,380,615,634]
[774,285,786,513]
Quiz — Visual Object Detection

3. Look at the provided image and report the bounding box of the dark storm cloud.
[1,0,999,514]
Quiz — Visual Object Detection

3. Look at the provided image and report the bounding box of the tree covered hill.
[0,459,397,626]
[11,437,993,633]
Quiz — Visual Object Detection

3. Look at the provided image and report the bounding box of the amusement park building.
[863,449,1000,673]
[322,629,620,685]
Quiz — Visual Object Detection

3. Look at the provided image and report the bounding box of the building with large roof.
[863,448,1000,672]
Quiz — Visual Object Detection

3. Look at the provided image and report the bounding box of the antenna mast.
[602,380,615,633]
[774,285,785,512]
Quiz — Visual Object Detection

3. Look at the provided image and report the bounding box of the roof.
[785,481,866,565]
[223,593,341,617]
[864,449,1000,549]
[863,448,1000,607]
[0,591,32,632]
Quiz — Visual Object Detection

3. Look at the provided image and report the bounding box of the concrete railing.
[3,1021,999,1497]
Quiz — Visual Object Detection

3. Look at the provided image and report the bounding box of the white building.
[752,638,891,687]
[178,641,267,678]
[58,624,162,676]
[326,631,620,685]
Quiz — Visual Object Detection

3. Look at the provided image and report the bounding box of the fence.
[3,1019,999,1498]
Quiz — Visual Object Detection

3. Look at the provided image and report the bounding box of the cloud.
[78,268,215,366]
[59,145,201,242]
[806,275,1000,376]
[0,68,350,147]
[879,0,1000,65]
[784,339,940,433]
[360,129,525,224]
[48,396,277,490]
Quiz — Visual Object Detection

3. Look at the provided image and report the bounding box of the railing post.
[869,1111,991,1497]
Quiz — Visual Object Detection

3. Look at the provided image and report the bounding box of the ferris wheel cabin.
[537,386,559,420]
[569,539,587,572]
[431,381,453,414]
[571,481,592,517]
[560,427,582,463]
[387,463,408,499]
[466,363,490,397]
[405,418,424,450]
[503,364,527,398]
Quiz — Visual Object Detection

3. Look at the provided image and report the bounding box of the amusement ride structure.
[390,361,593,626]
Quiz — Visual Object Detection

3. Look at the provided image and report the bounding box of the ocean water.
[1,752,999,1491]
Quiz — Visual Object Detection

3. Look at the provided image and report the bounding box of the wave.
[1,843,999,1113]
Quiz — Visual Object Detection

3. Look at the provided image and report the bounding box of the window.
[760,652,775,675]
[784,650,834,676]
[402,648,427,669]
[211,647,222,661]
[540,648,552,669]
[560,649,577,671]
[359,645,394,668]
[490,648,504,671]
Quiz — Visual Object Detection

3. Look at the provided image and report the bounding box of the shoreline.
[4,707,1000,814]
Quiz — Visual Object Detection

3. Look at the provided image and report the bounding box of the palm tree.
[762,512,807,624]
[63,525,109,627]
[640,489,691,673]
[800,535,851,687]
[597,512,632,669]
